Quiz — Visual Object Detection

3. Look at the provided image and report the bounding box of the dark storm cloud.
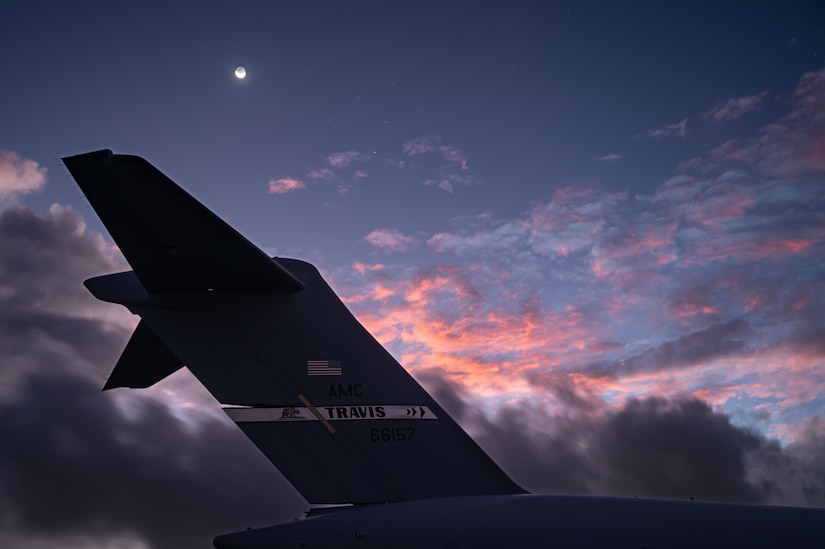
[745,418,825,507]
[0,204,131,391]
[3,142,822,547]
[0,204,117,304]
[0,371,303,548]
[527,372,603,415]
[0,203,304,548]
[590,398,762,502]
[427,372,825,507]
[417,368,471,423]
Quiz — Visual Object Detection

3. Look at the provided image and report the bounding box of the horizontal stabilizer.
[62,150,303,294]
[104,320,184,390]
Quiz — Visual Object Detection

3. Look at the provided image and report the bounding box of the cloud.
[401,136,439,156]
[429,219,528,256]
[299,151,372,195]
[269,150,371,196]
[0,371,303,548]
[593,153,622,162]
[528,186,625,258]
[11,196,818,544]
[705,91,770,122]
[425,375,825,506]
[352,261,384,275]
[385,158,407,169]
[756,68,825,178]
[325,150,366,169]
[0,149,47,201]
[646,118,689,139]
[702,69,825,179]
[268,177,305,194]
[350,153,823,413]
[437,145,469,171]
[365,228,419,252]
[428,186,626,260]
[583,320,752,380]
[337,71,825,447]
[306,167,335,181]
[0,204,128,332]
[0,202,305,548]
[286,139,476,196]
[401,136,474,191]
[402,136,469,170]
[5,67,825,548]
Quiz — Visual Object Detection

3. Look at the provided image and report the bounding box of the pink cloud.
[385,158,407,169]
[705,68,825,179]
[528,186,625,258]
[667,284,720,319]
[401,136,473,191]
[705,91,770,122]
[431,189,612,260]
[338,262,612,399]
[689,235,817,264]
[267,177,305,194]
[691,384,746,407]
[647,118,689,139]
[307,168,335,181]
[758,77,825,178]
[402,136,439,156]
[423,177,457,192]
[707,139,757,164]
[403,136,469,169]
[365,229,419,252]
[0,149,47,200]
[333,73,825,445]
[352,262,384,275]
[301,152,371,194]
[429,221,527,255]
[340,204,824,437]
[341,281,397,304]
[437,144,469,170]
[326,151,363,169]
[647,172,757,228]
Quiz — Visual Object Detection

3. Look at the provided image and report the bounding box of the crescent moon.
[234,66,247,79]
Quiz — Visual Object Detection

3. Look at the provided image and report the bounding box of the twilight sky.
[2,2,825,547]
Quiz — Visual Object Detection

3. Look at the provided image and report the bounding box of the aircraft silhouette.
[64,150,825,548]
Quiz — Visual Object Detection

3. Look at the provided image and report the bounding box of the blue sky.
[2,2,825,547]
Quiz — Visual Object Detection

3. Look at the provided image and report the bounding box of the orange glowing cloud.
[343,264,611,398]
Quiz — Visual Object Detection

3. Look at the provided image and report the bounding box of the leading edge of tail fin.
[68,150,525,505]
[63,150,303,294]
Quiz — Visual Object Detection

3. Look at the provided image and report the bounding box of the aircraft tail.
[64,150,524,505]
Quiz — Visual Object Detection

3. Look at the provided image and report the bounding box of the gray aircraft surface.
[64,150,824,548]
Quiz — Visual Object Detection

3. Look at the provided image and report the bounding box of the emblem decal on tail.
[307,359,343,376]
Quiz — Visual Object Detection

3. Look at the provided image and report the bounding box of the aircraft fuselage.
[214,494,825,548]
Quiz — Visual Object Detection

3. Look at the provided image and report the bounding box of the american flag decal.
[307,359,343,376]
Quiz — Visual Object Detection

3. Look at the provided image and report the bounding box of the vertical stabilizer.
[65,150,524,505]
